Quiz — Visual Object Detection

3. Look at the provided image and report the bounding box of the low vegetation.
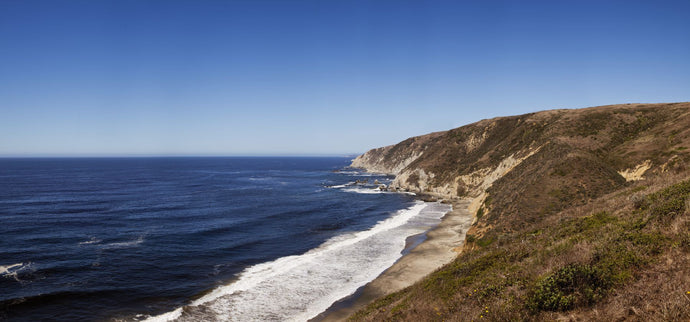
[350,103,690,321]
[352,176,690,321]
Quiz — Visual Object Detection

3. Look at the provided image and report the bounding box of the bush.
[476,235,496,247]
[466,234,476,243]
[630,193,646,209]
[528,264,611,312]
[646,180,690,218]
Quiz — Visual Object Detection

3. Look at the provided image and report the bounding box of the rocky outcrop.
[618,160,652,181]
[350,131,445,175]
[350,146,423,175]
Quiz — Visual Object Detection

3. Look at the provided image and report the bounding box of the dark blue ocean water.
[0,157,447,321]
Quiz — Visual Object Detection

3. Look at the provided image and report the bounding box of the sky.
[1,0,689,157]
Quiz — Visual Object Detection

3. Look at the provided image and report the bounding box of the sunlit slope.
[351,102,690,321]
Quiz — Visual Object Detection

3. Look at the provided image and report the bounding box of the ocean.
[0,157,449,321]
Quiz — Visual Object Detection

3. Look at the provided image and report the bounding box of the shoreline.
[143,195,450,322]
[317,198,473,321]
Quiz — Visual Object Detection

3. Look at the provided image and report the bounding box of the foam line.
[0,263,23,276]
[143,202,448,322]
[0,262,30,282]
[341,187,385,194]
[100,236,144,249]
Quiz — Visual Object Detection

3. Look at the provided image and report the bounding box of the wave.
[335,170,383,177]
[0,263,24,276]
[99,236,145,249]
[341,187,386,194]
[142,202,445,322]
[76,236,145,249]
[0,262,33,283]
[325,182,355,189]
[78,237,102,245]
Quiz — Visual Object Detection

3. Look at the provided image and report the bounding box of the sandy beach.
[319,199,473,321]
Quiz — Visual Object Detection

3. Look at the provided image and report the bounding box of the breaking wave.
[0,262,33,283]
[144,202,448,322]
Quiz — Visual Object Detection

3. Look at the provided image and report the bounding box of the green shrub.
[577,211,616,232]
[466,234,476,243]
[680,232,690,251]
[484,195,493,206]
[476,235,496,247]
[630,193,647,209]
[528,264,611,312]
[476,206,485,219]
[646,180,690,218]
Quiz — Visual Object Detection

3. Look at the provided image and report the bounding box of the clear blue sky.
[1,0,689,156]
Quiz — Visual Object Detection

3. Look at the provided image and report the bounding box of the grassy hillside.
[350,103,690,321]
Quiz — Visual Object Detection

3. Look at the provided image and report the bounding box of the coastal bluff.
[348,103,690,321]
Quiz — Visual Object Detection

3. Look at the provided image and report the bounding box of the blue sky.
[1,0,689,156]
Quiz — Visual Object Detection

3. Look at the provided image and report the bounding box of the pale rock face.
[474,146,543,192]
[352,129,544,226]
[359,144,543,222]
[618,160,652,182]
[351,147,424,175]
[465,123,493,152]
[389,169,432,194]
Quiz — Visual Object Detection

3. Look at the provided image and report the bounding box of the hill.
[348,103,690,321]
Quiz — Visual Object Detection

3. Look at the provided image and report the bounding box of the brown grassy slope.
[349,103,690,321]
[405,103,689,179]
[356,103,690,236]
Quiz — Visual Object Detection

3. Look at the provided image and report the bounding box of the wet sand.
[318,199,473,321]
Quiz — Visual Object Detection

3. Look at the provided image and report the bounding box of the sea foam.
[0,263,24,276]
[100,236,145,249]
[144,201,449,322]
[341,187,385,194]
[0,262,31,282]
[78,237,102,245]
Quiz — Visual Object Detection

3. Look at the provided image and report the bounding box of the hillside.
[349,103,690,321]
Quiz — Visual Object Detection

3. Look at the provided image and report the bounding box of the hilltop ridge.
[349,103,690,321]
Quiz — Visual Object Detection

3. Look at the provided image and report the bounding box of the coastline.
[318,198,473,321]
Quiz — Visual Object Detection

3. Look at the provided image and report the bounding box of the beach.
[319,199,473,321]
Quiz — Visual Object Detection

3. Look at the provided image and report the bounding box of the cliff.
[349,103,690,321]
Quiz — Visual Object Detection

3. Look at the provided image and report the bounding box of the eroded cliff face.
[388,146,543,213]
[350,132,444,175]
[351,103,690,238]
[350,146,423,175]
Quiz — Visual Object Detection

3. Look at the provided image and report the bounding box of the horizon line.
[0,153,361,158]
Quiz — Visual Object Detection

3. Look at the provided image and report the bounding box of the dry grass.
[351,174,690,321]
[349,103,690,322]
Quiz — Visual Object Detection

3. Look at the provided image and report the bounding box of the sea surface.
[0,157,449,321]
